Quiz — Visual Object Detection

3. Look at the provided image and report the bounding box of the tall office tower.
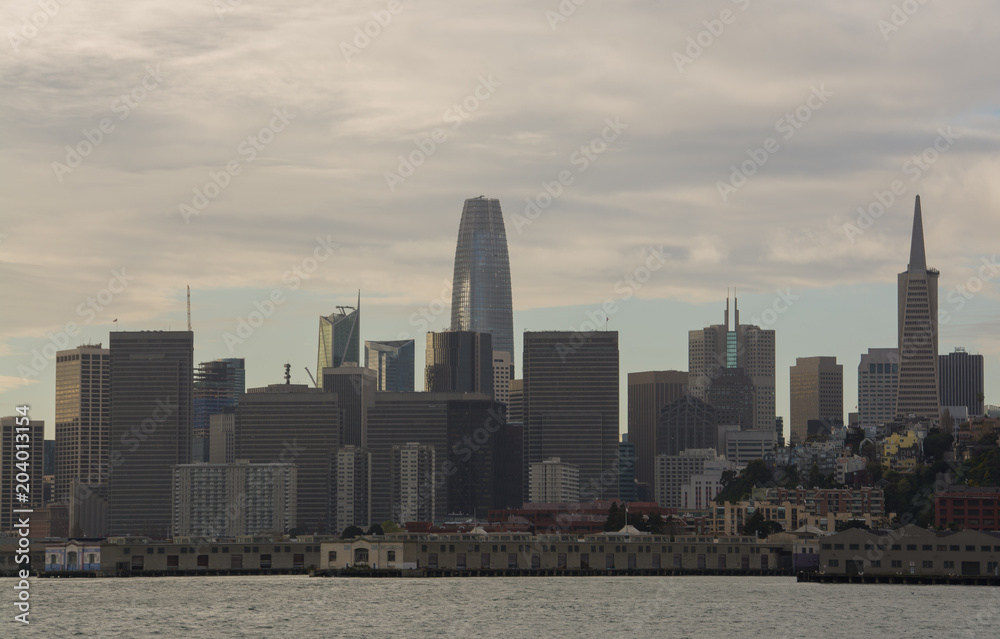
[657,395,718,457]
[424,331,493,396]
[108,331,193,538]
[364,339,415,392]
[192,358,245,462]
[788,356,844,445]
[627,370,688,491]
[528,457,580,503]
[618,435,636,502]
[492,415,523,510]
[171,461,297,537]
[896,196,940,419]
[688,295,775,430]
[367,392,502,523]
[390,442,436,524]
[706,368,755,429]
[54,344,109,504]
[523,331,619,502]
[450,196,514,367]
[775,417,785,448]
[508,379,523,424]
[235,384,339,533]
[318,293,361,373]
[334,445,371,533]
[208,410,236,464]
[939,348,985,416]
[654,448,721,509]
[321,366,376,448]
[1,416,44,531]
[858,348,899,429]
[492,351,513,406]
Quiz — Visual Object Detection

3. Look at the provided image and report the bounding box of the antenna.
[187,285,192,332]
[284,363,291,385]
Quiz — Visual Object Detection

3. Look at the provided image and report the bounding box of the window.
[328,551,337,562]
[147,548,154,554]
[828,560,839,567]
[950,545,960,552]
[944,561,955,569]
[906,545,916,551]
[387,551,396,561]
[891,544,901,551]
[260,554,272,569]
[891,560,902,568]
[870,560,881,568]
[922,561,933,568]
[158,548,165,555]
[821,543,832,550]
[922,545,932,551]
[833,544,844,550]
[849,544,859,550]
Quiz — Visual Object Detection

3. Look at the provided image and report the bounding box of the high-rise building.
[789,356,844,445]
[424,331,493,396]
[208,409,236,464]
[171,461,296,537]
[896,196,940,419]
[618,435,636,502]
[529,457,580,504]
[235,384,339,533]
[321,366,376,448]
[627,370,688,493]
[657,395,718,458]
[858,348,898,429]
[54,344,110,505]
[508,379,523,424]
[654,448,721,509]
[334,445,371,533]
[192,358,244,462]
[939,348,985,416]
[688,295,775,430]
[523,331,619,502]
[492,351,513,406]
[1,416,44,531]
[450,196,514,367]
[108,331,193,538]
[364,339,415,392]
[318,294,361,373]
[390,442,436,524]
[492,413,523,510]
[706,367,755,430]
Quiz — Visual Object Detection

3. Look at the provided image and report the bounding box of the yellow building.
[881,430,921,472]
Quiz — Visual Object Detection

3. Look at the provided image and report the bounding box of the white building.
[681,459,733,510]
[529,457,580,503]
[653,448,722,508]
[335,445,371,533]
[391,443,435,523]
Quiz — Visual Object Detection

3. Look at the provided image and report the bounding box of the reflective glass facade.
[450,197,514,366]
[318,300,360,373]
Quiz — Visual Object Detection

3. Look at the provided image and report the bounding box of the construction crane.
[304,367,319,388]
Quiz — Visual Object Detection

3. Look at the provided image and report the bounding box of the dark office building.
[492,417,523,510]
[425,331,493,396]
[706,367,755,430]
[108,331,193,538]
[367,392,502,523]
[321,366,376,448]
[523,331,619,502]
[365,339,415,392]
[619,435,636,502]
[657,395,718,457]
[627,370,688,491]
[235,384,339,533]
[939,348,985,416]
[192,358,244,462]
[508,379,523,424]
[318,294,361,372]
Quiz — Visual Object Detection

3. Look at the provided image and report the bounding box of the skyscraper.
[318,293,360,373]
[334,445,371,533]
[939,348,985,416]
[108,331,193,538]
[424,330,494,396]
[627,370,688,491]
[789,356,843,445]
[364,339,415,392]
[1,416,44,532]
[55,344,110,505]
[322,366,376,448]
[193,358,244,462]
[896,196,940,419]
[523,331,619,501]
[858,348,898,429]
[390,443,436,524]
[657,395,718,457]
[688,296,775,430]
[450,196,514,367]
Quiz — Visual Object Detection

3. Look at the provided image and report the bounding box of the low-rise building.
[935,486,1000,532]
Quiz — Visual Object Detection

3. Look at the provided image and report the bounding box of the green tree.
[922,428,952,462]
[341,525,364,539]
[808,463,821,488]
[381,520,404,533]
[365,523,384,536]
[603,503,624,532]
[741,510,784,538]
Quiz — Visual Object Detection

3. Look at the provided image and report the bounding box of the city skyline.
[3,3,1000,443]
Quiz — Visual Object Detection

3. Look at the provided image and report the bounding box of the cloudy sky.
[2,0,999,439]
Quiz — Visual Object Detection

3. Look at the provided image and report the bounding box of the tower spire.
[908,195,927,273]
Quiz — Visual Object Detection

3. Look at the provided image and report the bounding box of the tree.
[836,519,871,533]
[603,503,624,532]
[741,510,784,538]
[381,520,404,533]
[646,512,666,535]
[366,523,384,536]
[940,410,955,434]
[922,428,952,462]
[743,459,773,487]
[808,463,821,488]
[341,526,364,539]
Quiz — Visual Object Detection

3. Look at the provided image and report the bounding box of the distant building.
[318,294,361,372]
[935,486,1000,531]
[618,435,636,502]
[171,461,297,537]
[627,370,688,491]
[208,409,236,464]
[192,358,245,462]
[896,196,940,419]
[529,457,580,504]
[939,348,985,417]
[424,331,494,397]
[789,356,843,445]
[721,428,778,467]
[507,379,523,424]
[334,446,371,533]
[1,416,44,531]
[681,459,732,510]
[54,344,109,505]
[108,331,193,538]
[706,367,755,430]
[523,331,619,502]
[492,351,513,406]
[688,295,775,430]
[364,339,415,392]
[858,348,898,429]
[654,448,722,509]
[657,395,718,458]
[390,443,436,524]
[321,366,376,448]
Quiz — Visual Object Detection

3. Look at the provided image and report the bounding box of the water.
[4,575,998,638]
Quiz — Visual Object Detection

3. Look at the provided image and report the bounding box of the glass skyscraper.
[318,293,360,373]
[450,196,514,367]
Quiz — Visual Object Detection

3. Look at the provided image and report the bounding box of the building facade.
[627,370,689,491]
[318,295,360,373]
[192,358,245,462]
[321,366,376,448]
[334,445,372,533]
[425,331,494,397]
[365,339,415,392]
[858,348,898,429]
[54,344,109,505]
[1,416,44,532]
[789,356,843,445]
[939,348,985,417]
[658,395,718,458]
[529,457,580,503]
[391,443,436,524]
[654,448,721,509]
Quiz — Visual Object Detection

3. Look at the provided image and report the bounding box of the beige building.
[789,356,843,445]
[55,344,110,505]
[627,370,689,492]
[529,457,580,503]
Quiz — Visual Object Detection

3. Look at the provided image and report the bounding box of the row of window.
[824,542,1000,552]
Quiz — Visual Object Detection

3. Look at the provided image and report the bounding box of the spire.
[908,195,927,273]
